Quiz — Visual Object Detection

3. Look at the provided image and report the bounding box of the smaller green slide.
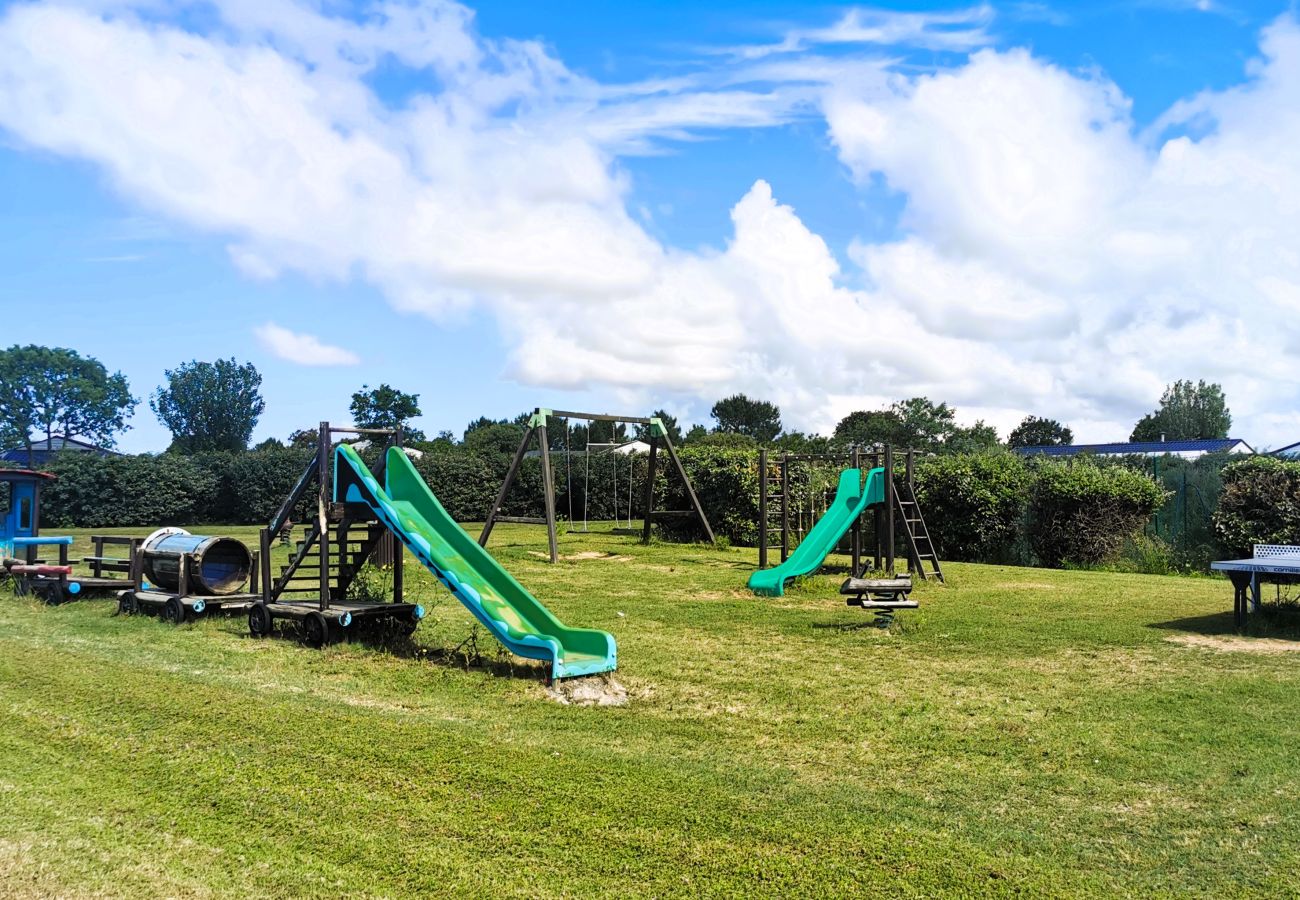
[747,467,885,597]
[335,444,616,679]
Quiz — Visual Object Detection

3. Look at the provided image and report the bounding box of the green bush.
[40,452,222,528]
[1027,460,1167,567]
[1212,455,1300,555]
[912,452,1031,562]
[662,446,760,544]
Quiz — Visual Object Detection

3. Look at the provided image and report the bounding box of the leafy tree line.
[0,344,1240,462]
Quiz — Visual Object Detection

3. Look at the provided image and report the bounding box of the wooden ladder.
[764,459,788,561]
[894,480,944,583]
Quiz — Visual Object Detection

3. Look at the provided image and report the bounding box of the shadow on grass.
[1150,603,1300,641]
[250,618,550,682]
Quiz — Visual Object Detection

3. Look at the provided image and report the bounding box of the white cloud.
[0,2,1299,444]
[254,322,360,366]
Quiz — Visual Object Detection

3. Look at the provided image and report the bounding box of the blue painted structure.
[0,469,55,560]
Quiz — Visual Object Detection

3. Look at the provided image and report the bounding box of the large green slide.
[747,467,885,597]
[334,444,616,679]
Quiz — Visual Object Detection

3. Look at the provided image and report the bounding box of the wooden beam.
[758,449,768,570]
[661,434,715,544]
[545,409,653,425]
[479,425,535,547]
[641,436,659,543]
[537,424,559,563]
[317,421,331,611]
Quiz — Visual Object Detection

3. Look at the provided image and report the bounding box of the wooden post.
[178,552,190,598]
[884,444,895,576]
[660,435,715,545]
[641,436,659,543]
[758,449,768,570]
[905,450,916,576]
[91,535,103,578]
[537,423,559,563]
[780,454,790,563]
[851,448,862,577]
[250,549,260,595]
[479,425,535,548]
[259,527,272,603]
[317,421,330,611]
[392,525,404,603]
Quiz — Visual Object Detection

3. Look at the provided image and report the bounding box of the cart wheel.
[248,603,273,638]
[41,582,67,604]
[162,597,186,624]
[302,611,329,649]
[400,610,420,636]
[118,594,138,616]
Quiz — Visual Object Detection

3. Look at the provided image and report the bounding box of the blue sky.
[1,0,1297,451]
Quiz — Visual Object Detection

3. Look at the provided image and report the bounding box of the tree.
[0,345,136,465]
[1008,415,1073,448]
[634,409,683,444]
[463,416,505,442]
[892,397,957,452]
[945,421,1001,454]
[287,428,317,449]
[833,410,904,448]
[1130,379,1231,442]
[152,358,265,453]
[683,424,709,444]
[773,431,832,454]
[463,422,526,457]
[350,384,424,440]
[710,394,781,443]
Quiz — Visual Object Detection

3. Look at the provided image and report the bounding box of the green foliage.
[912,452,1031,562]
[220,446,317,524]
[462,422,526,458]
[1008,415,1072,448]
[40,452,220,528]
[1130,379,1231,442]
[682,424,708,444]
[659,446,759,544]
[832,409,903,447]
[152,358,265,453]
[634,409,682,444]
[944,420,1001,454]
[1027,460,1167,567]
[350,384,424,440]
[772,431,832,454]
[710,394,781,443]
[1212,455,1300,555]
[0,345,136,458]
[410,449,502,522]
[691,431,758,450]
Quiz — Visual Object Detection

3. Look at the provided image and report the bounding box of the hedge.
[1212,455,1300,555]
[911,452,1032,563]
[1027,460,1167,568]
[23,446,1173,568]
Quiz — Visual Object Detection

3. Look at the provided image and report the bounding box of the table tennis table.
[1211,545,1300,628]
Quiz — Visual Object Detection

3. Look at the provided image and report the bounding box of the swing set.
[479,408,715,562]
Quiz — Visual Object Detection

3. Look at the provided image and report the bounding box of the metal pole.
[759,449,768,570]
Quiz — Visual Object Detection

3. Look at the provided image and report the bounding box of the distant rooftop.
[0,434,119,465]
[1015,438,1254,459]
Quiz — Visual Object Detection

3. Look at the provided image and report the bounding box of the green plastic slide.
[747,467,885,597]
[334,444,616,679]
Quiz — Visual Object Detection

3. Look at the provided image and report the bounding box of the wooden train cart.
[4,536,140,603]
[246,422,425,648]
[117,530,261,625]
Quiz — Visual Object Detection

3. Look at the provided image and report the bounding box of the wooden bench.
[83,536,141,578]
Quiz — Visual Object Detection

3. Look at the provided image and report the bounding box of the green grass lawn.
[3,523,1300,897]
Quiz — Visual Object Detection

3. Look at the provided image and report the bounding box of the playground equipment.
[480,408,713,562]
[248,423,614,678]
[1211,545,1300,628]
[117,529,261,623]
[0,469,137,602]
[749,446,943,617]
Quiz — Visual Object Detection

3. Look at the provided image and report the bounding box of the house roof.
[1270,440,1300,458]
[0,434,119,463]
[1015,438,1253,457]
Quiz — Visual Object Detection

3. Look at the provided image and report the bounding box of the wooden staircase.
[273,519,386,601]
[893,479,944,583]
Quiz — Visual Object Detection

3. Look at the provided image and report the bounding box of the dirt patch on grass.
[1167,634,1300,655]
[528,551,632,562]
[546,674,628,706]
